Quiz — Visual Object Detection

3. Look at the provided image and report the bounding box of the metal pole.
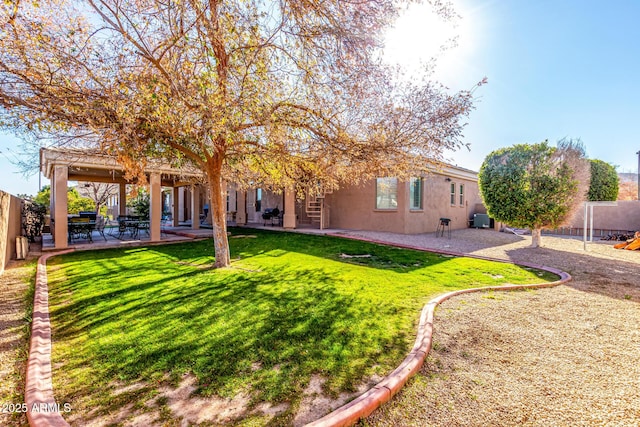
[637,150,640,200]
[583,202,588,251]
[589,204,594,242]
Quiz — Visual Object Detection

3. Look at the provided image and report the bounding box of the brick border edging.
[304,234,571,427]
[26,250,74,427]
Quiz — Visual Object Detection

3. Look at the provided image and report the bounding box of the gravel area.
[339,229,640,427]
[0,245,40,427]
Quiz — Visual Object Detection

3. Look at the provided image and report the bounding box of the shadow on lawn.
[47,230,549,424]
[49,254,411,423]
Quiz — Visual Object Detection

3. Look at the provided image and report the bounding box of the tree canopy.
[34,185,95,214]
[478,140,590,247]
[1,0,480,266]
[588,159,619,201]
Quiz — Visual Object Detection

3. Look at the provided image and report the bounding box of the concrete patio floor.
[40,221,346,252]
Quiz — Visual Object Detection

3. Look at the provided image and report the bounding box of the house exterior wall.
[566,200,640,232]
[327,172,484,234]
[1,190,24,273]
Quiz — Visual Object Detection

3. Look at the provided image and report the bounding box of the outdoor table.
[68,220,96,243]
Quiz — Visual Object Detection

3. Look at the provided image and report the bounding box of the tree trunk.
[531,227,542,248]
[205,157,231,268]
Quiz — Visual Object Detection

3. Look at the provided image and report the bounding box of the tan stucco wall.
[567,200,640,231]
[0,190,24,273]
[328,174,484,234]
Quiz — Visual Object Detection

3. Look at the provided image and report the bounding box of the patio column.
[283,188,296,229]
[119,183,126,216]
[172,187,180,227]
[191,184,200,230]
[236,191,247,225]
[149,172,162,242]
[178,187,185,222]
[49,174,55,225]
[52,165,68,249]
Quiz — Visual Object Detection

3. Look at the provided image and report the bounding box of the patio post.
[283,187,296,229]
[172,187,180,227]
[236,191,247,225]
[52,165,68,249]
[178,187,186,222]
[149,172,162,241]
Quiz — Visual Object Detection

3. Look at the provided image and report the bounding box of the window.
[450,182,456,205]
[459,184,465,206]
[376,178,398,209]
[256,188,262,212]
[409,177,423,210]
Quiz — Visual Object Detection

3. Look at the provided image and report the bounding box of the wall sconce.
[445,177,452,182]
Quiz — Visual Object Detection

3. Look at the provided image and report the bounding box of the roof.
[40,148,204,186]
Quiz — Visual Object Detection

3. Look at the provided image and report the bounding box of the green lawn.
[47,228,557,425]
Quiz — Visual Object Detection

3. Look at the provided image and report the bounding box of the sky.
[1,0,639,197]
[385,0,640,173]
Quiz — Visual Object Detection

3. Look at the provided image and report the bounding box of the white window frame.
[409,177,423,210]
[459,184,465,206]
[376,178,398,210]
[450,182,456,206]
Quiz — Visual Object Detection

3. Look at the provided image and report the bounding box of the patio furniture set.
[67,211,105,243]
[109,215,151,240]
[66,212,150,243]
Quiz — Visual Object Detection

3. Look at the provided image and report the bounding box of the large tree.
[479,139,590,247]
[588,159,619,201]
[1,0,478,267]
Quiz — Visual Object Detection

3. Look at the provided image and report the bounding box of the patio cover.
[40,147,204,248]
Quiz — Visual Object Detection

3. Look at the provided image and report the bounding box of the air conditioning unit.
[16,236,29,260]
[473,213,491,229]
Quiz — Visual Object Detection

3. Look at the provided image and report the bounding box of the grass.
[46,228,558,424]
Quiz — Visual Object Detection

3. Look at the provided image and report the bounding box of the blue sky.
[1,0,639,196]
[386,0,640,173]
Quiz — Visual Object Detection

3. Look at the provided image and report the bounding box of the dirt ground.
[0,244,40,427]
[353,230,640,427]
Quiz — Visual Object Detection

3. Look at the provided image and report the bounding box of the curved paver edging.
[304,234,571,427]
[26,249,74,427]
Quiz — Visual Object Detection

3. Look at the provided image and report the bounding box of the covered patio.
[40,148,207,250]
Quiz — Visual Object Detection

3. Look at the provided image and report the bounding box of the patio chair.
[115,216,127,239]
[137,220,150,238]
[161,215,171,237]
[93,216,108,241]
[69,217,93,243]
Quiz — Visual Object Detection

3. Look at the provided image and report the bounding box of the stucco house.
[231,164,484,234]
[40,147,485,249]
